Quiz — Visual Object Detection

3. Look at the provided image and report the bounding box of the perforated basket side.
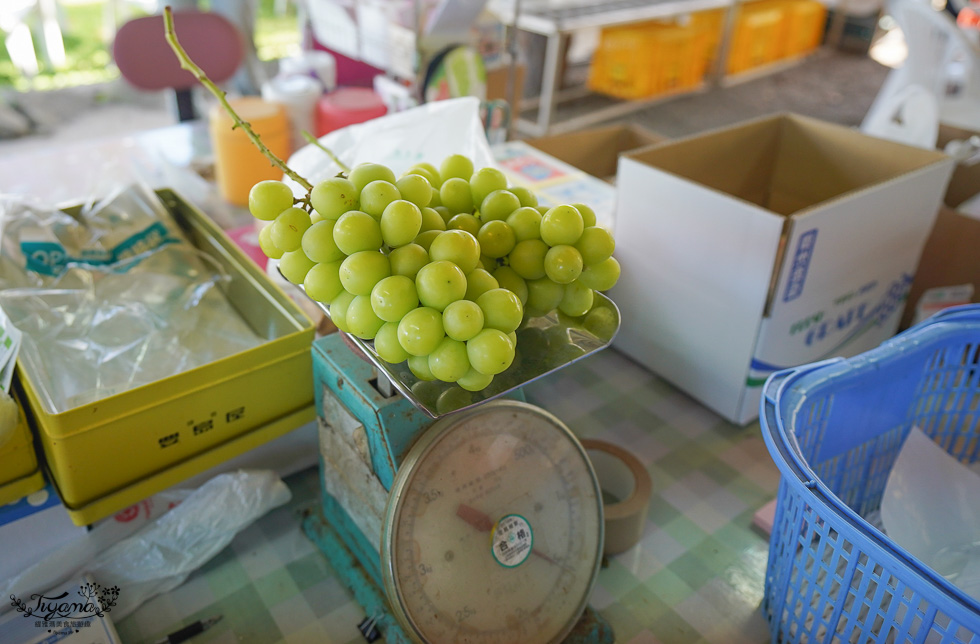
[759,306,980,643]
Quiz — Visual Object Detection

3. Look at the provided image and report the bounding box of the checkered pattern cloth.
[117,347,780,644]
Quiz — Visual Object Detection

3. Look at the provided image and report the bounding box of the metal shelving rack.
[495,0,743,137]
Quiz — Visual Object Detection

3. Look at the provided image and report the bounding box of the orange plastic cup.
[209,97,291,207]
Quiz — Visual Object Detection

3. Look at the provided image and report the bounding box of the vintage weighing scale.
[301,289,621,643]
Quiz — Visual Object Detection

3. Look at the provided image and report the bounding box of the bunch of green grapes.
[248,154,620,391]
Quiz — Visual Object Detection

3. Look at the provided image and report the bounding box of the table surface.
[115,346,780,644]
[2,121,781,644]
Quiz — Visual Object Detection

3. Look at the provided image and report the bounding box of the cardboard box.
[900,125,980,329]
[524,123,666,182]
[611,113,954,424]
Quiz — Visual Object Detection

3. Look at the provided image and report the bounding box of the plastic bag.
[0,470,291,621]
[283,96,496,196]
[880,426,980,600]
[0,184,265,413]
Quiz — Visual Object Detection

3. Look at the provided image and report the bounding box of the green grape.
[381,200,423,248]
[389,243,429,279]
[419,207,447,233]
[509,186,538,208]
[469,167,507,208]
[416,260,467,311]
[559,280,594,317]
[271,207,312,252]
[508,239,548,280]
[466,328,515,376]
[535,205,551,216]
[526,278,565,316]
[404,165,442,189]
[436,387,474,414]
[572,202,597,228]
[540,205,585,246]
[480,190,521,222]
[506,206,543,242]
[301,220,345,264]
[349,162,397,193]
[440,154,474,182]
[457,367,493,392]
[584,306,618,339]
[279,248,316,284]
[429,229,480,273]
[442,299,485,341]
[544,245,584,284]
[434,206,453,226]
[258,223,283,260]
[339,250,391,296]
[414,229,441,252]
[249,180,294,221]
[480,255,499,273]
[333,211,383,254]
[428,189,443,208]
[395,173,434,209]
[370,274,419,322]
[374,321,410,364]
[464,268,498,301]
[579,256,621,291]
[440,177,474,214]
[408,354,436,381]
[428,337,470,382]
[346,294,385,339]
[309,210,325,225]
[575,226,616,266]
[477,220,516,259]
[310,177,359,220]
[397,307,445,356]
[492,265,529,305]
[360,180,401,219]
[447,213,481,237]
[329,290,356,333]
[303,260,345,303]
[476,288,523,334]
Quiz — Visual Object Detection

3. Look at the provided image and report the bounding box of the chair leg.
[175,88,196,122]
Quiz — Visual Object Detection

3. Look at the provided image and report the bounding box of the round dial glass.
[381,400,603,644]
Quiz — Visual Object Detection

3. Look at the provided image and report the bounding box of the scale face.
[381,400,604,644]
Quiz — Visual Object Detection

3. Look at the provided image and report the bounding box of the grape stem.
[162,6,313,192]
[302,131,350,174]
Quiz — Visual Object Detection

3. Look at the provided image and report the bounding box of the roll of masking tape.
[582,439,653,556]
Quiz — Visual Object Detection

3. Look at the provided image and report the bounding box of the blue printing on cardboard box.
[783,228,817,303]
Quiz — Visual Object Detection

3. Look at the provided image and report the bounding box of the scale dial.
[381,400,604,644]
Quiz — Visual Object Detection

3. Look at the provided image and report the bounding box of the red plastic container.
[314,87,388,136]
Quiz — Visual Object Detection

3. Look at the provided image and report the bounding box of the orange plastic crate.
[588,23,660,99]
[689,9,726,77]
[727,3,785,73]
[779,0,827,57]
[588,21,706,100]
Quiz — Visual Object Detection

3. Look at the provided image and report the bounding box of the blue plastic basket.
[760,304,980,644]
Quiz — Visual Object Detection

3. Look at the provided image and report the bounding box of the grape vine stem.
[302,131,350,174]
[162,5,313,192]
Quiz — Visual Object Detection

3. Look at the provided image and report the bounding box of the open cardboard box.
[900,124,980,329]
[611,113,954,424]
[523,123,666,182]
[491,123,666,229]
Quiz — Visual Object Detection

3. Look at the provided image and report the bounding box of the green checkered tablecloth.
[116,347,779,644]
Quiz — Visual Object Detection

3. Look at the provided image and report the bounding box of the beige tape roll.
[582,439,653,556]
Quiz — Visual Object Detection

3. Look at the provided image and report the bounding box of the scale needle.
[455,503,571,570]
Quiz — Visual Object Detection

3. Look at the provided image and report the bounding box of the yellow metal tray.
[0,391,43,506]
[16,189,316,514]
